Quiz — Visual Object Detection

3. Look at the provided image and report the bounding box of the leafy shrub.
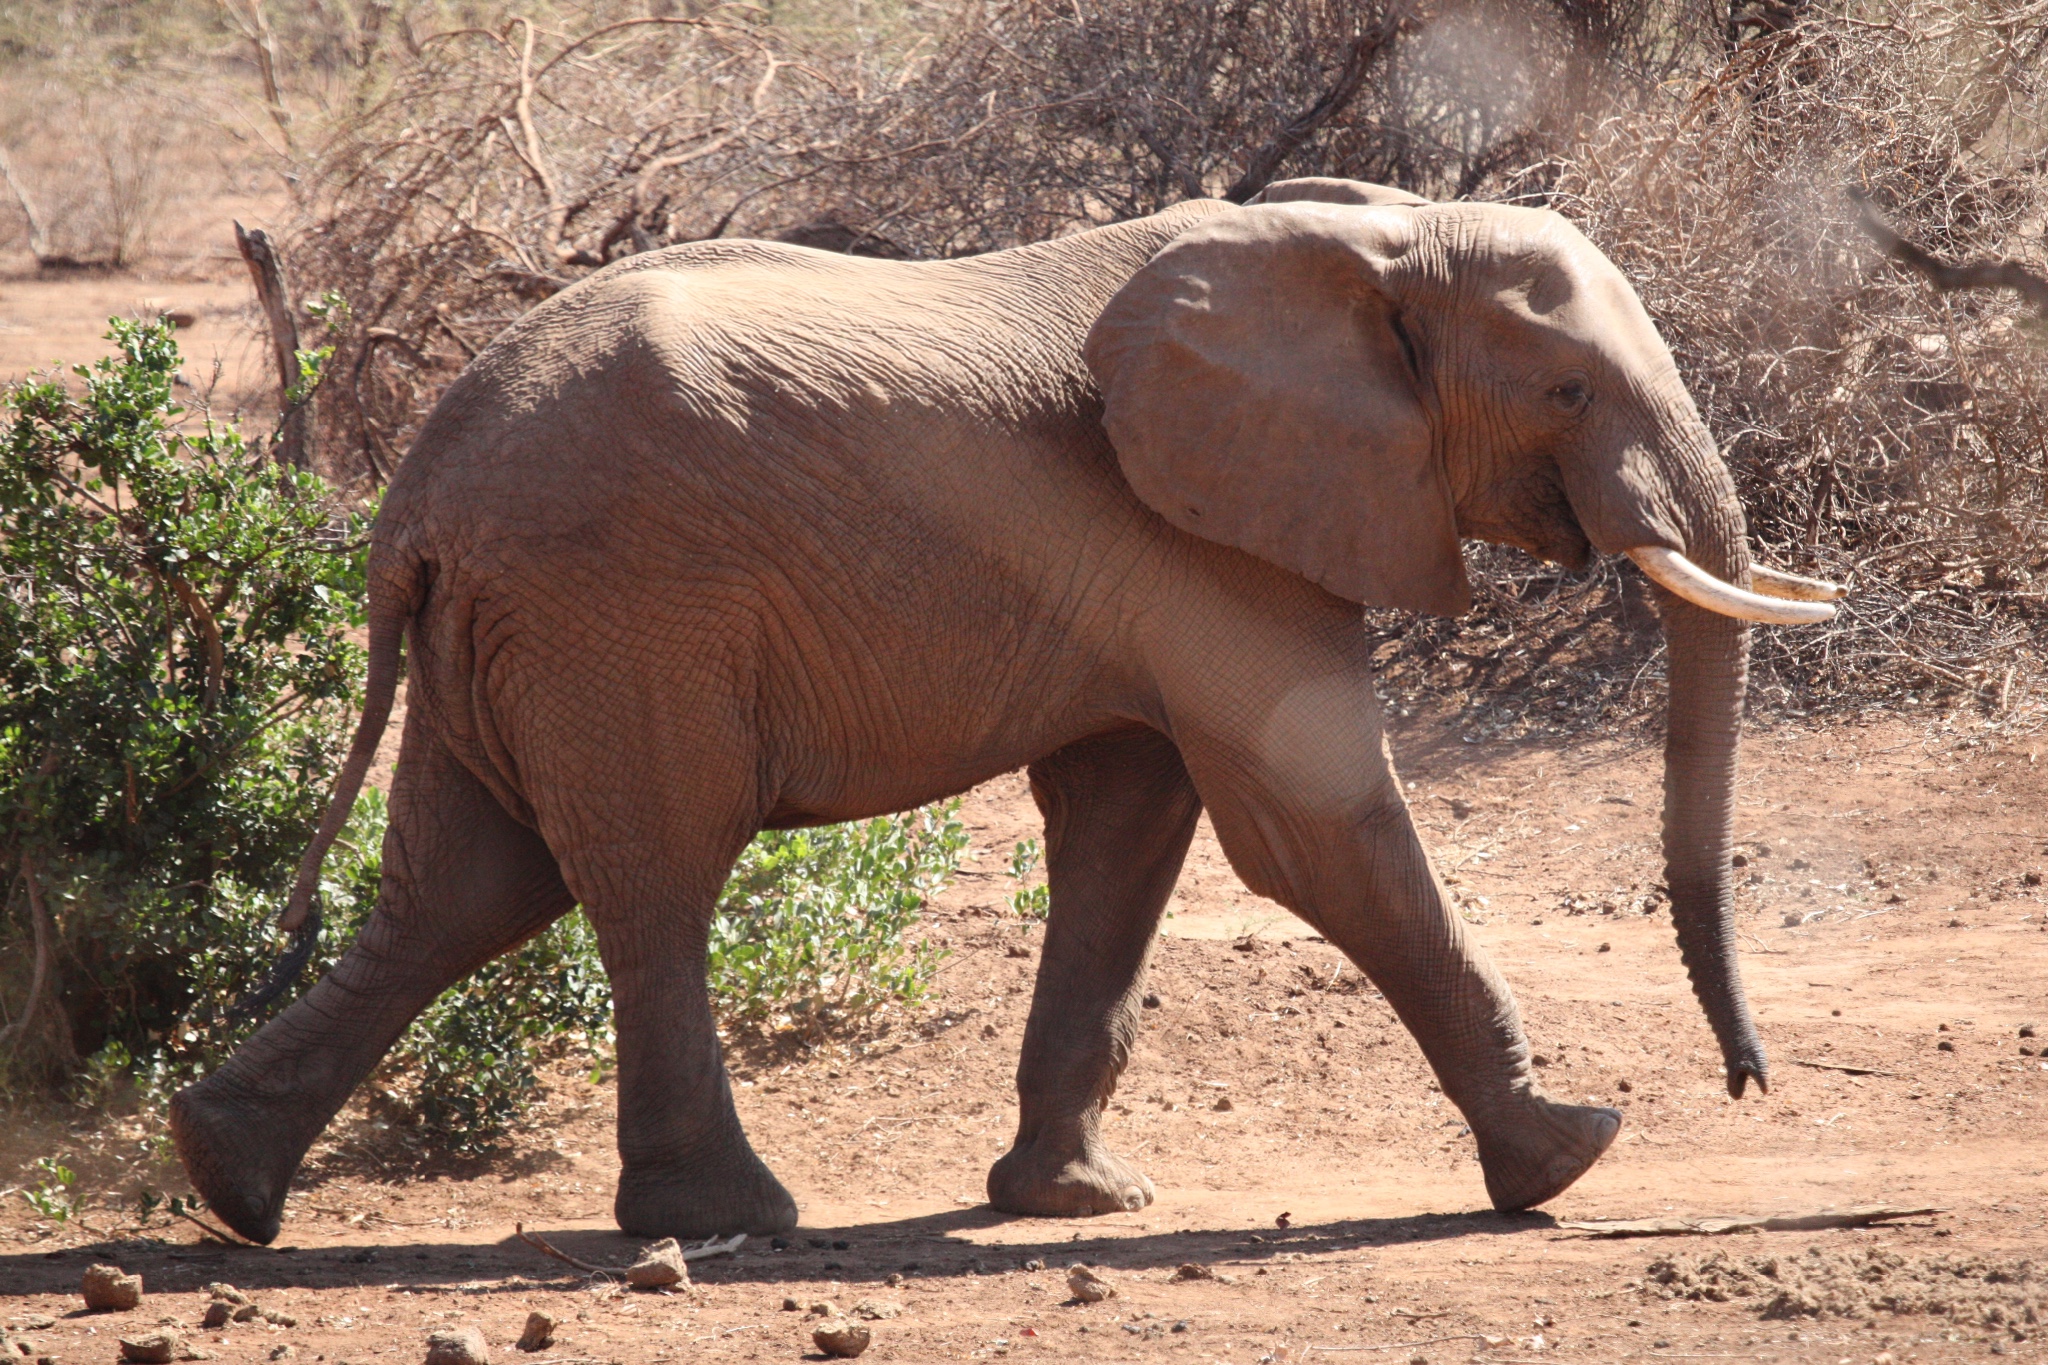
[709,805,966,1030]
[1005,838,1048,920]
[0,318,370,1083]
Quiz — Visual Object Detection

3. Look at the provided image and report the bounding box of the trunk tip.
[1725,1057,1769,1098]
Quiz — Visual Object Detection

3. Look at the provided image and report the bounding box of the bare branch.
[1222,2,1417,203]
[1849,185,2048,314]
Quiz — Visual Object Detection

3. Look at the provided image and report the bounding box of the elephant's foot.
[169,1077,309,1245]
[615,1153,799,1239]
[1474,1095,1621,1212]
[987,1130,1155,1216]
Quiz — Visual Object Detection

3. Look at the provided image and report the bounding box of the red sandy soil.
[4,709,2045,1365]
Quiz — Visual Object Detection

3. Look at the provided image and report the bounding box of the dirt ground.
[4,703,2045,1365]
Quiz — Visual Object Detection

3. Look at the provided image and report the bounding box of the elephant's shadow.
[0,1208,1554,1297]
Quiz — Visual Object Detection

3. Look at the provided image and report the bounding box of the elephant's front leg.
[987,726,1201,1216]
[1174,659,1620,1212]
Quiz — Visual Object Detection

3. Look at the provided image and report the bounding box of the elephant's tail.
[282,593,406,932]
[230,555,417,1019]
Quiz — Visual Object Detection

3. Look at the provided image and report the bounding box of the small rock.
[807,1301,839,1319]
[199,1305,230,1331]
[1141,993,1161,1009]
[18,1320,54,1333]
[1067,1265,1115,1303]
[1616,1079,1634,1093]
[884,1273,903,1288]
[780,1298,801,1312]
[2021,1024,2038,1039]
[422,1329,489,1365]
[811,1321,870,1359]
[1938,1039,1956,1052]
[1212,1096,1233,1112]
[259,1312,296,1329]
[202,1287,248,1308]
[624,1239,688,1290]
[1,1331,33,1360]
[1598,942,1611,953]
[1171,1264,1215,1282]
[268,1347,293,1361]
[514,1313,554,1353]
[118,1334,178,1364]
[230,1307,261,1324]
[850,1300,900,1321]
[84,1266,143,1313]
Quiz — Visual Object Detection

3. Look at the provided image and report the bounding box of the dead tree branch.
[1223,3,1417,203]
[1849,185,2048,313]
[233,221,311,469]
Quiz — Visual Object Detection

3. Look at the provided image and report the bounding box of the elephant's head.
[1084,182,1844,1099]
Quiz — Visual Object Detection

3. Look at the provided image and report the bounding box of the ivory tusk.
[1748,563,1848,602]
[1625,546,1838,625]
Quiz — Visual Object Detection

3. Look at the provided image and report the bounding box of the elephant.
[170,177,1843,1244]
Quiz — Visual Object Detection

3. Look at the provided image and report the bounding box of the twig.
[1304,1335,1496,1354]
[174,1203,260,1247]
[515,1223,613,1274]
[1788,1057,1894,1077]
[513,1223,745,1274]
[1849,186,2048,314]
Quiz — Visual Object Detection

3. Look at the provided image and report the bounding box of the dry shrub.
[1522,9,2048,721]
[0,75,181,268]
[290,0,2048,725]
[290,7,852,480]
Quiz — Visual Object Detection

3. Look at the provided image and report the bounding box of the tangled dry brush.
[289,0,2048,726]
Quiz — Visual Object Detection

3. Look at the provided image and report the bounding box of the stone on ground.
[423,1328,489,1365]
[84,1264,143,1312]
[811,1320,871,1358]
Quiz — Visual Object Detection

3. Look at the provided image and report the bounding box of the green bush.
[0,318,370,1082]
[1,320,967,1149]
[710,805,966,1028]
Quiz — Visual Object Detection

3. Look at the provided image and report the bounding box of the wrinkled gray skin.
[172,180,1765,1243]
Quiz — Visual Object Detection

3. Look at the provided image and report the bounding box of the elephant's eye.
[1548,380,1591,415]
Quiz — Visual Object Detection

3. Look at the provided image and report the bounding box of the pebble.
[422,1328,489,1365]
[807,1301,839,1318]
[268,1347,294,1361]
[1067,1265,1116,1303]
[780,1298,801,1312]
[624,1239,688,1290]
[514,1313,555,1353]
[83,1265,143,1313]
[203,1287,248,1308]
[850,1300,900,1321]
[811,1320,871,1359]
[200,1305,231,1331]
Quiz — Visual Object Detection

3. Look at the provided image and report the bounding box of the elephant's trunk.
[1654,524,1768,1097]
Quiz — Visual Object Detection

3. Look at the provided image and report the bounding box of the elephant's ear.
[1246,177,1431,208]
[1085,202,1468,616]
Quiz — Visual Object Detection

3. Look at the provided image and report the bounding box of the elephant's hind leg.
[987,726,1201,1217]
[170,723,576,1244]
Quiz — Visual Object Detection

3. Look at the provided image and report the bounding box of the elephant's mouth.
[1454,466,1592,571]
